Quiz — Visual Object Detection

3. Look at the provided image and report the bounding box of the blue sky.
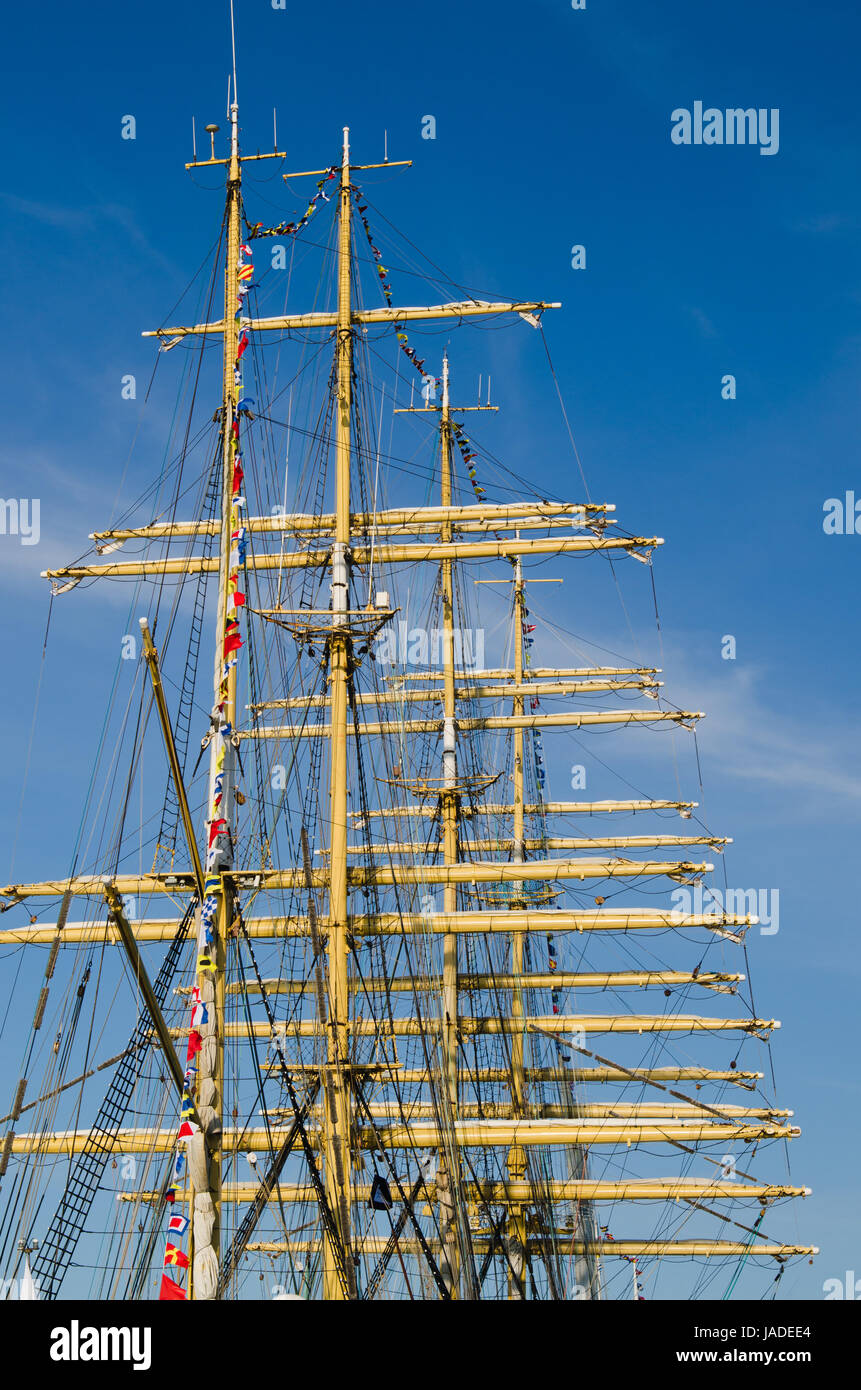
[1,0,859,1300]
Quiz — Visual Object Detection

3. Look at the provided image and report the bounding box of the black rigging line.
[154,445,222,868]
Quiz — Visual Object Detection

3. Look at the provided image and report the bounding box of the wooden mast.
[436,351,465,1296]
[189,90,242,1302]
[321,126,356,1301]
[177,70,287,1300]
[415,354,502,1296]
[507,554,528,1297]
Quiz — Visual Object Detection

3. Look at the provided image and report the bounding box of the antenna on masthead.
[230,0,239,106]
[228,0,239,164]
[184,8,284,177]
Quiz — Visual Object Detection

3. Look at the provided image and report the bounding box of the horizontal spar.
[324,859,713,887]
[118,1178,810,1204]
[485,1067,762,1084]
[0,909,754,944]
[249,679,662,709]
[170,1012,778,1038]
[0,862,718,901]
[7,1118,799,1155]
[42,534,661,581]
[3,860,714,899]
[295,1117,798,1146]
[341,859,713,887]
[339,835,728,855]
[142,298,562,340]
[352,799,697,820]
[261,1102,789,1121]
[355,1066,763,1086]
[92,501,608,543]
[95,517,591,544]
[244,1238,817,1258]
[397,668,658,681]
[243,709,704,739]
[281,515,595,537]
[234,969,743,994]
[110,1065,762,1088]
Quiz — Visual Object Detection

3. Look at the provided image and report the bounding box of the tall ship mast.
[0,67,815,1302]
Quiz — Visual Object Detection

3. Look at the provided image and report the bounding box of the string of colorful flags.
[599,1227,646,1299]
[159,1211,191,1300]
[244,177,500,508]
[242,172,439,393]
[246,179,501,513]
[159,239,254,1301]
[518,599,570,1058]
[245,167,338,241]
[199,235,251,958]
[351,185,503,507]
[158,976,208,1299]
[351,182,440,392]
[451,419,492,506]
[522,601,547,807]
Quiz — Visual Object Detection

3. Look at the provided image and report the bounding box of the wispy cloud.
[662,651,861,809]
[0,194,179,275]
[686,305,718,339]
[793,212,861,235]
[1,193,92,231]
[520,588,861,814]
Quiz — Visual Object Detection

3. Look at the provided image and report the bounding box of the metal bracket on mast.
[185,113,286,173]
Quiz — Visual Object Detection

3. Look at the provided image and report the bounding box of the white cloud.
[660,649,861,809]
